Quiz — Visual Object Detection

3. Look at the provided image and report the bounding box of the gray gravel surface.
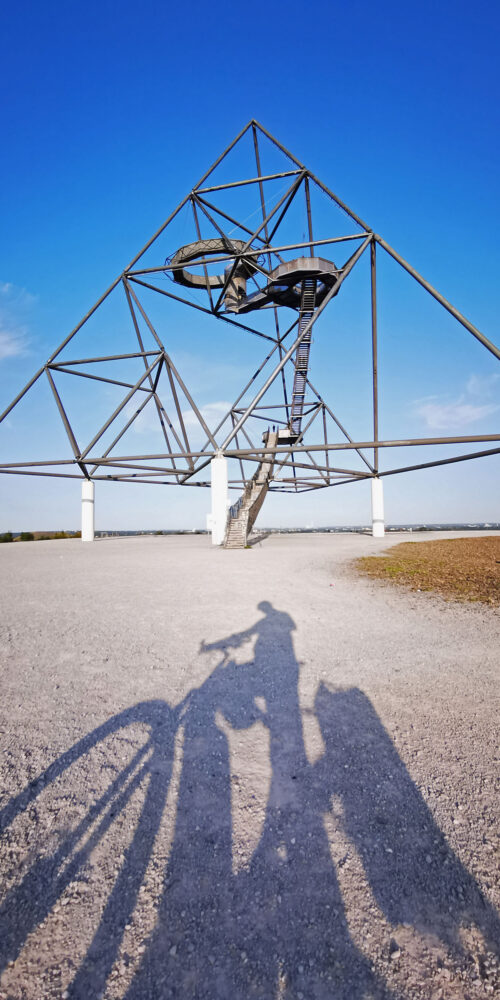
[0,531,499,1000]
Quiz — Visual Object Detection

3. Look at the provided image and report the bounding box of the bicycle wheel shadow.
[0,699,180,995]
[0,601,498,999]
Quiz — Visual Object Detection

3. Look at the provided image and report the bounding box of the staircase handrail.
[229,495,244,519]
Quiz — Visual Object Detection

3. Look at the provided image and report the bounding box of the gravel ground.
[0,531,499,1000]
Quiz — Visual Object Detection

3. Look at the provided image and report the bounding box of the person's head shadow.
[0,602,498,999]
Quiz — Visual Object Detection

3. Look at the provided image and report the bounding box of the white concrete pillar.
[81,480,95,542]
[371,477,385,538]
[210,454,228,546]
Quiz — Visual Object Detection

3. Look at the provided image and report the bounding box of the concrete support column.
[371,477,385,538]
[210,454,228,546]
[81,480,95,542]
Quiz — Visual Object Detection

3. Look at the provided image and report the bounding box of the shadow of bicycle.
[1,601,498,998]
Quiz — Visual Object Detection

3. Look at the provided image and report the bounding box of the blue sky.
[0,0,499,529]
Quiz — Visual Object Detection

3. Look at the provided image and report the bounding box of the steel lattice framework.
[1,120,499,498]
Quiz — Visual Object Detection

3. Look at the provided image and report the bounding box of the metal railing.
[229,495,244,520]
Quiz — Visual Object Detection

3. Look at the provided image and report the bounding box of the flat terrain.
[357,536,500,606]
[0,531,499,1000]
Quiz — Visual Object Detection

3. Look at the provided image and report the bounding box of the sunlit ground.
[0,532,499,999]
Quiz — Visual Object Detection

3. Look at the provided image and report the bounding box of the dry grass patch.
[357,536,500,606]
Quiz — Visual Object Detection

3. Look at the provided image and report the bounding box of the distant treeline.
[0,531,82,543]
[1,525,498,544]
[95,524,500,536]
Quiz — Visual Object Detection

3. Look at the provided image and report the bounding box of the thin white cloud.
[170,350,248,393]
[0,281,37,306]
[0,281,37,361]
[0,325,29,360]
[466,373,500,398]
[123,398,232,440]
[122,396,165,435]
[182,400,232,430]
[414,374,500,430]
[415,398,499,431]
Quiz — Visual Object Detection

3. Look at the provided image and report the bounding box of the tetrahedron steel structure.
[1,120,499,510]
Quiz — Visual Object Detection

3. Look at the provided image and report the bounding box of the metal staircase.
[223,280,318,548]
[290,278,317,436]
[223,431,278,548]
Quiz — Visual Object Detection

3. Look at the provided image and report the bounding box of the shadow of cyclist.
[1,601,498,999]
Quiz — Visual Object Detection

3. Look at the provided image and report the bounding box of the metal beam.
[45,369,89,478]
[379,445,500,478]
[48,365,153,393]
[196,170,302,194]
[212,171,307,312]
[125,120,256,272]
[304,176,314,258]
[124,284,218,450]
[122,280,180,470]
[220,235,372,449]
[191,197,216,309]
[251,122,290,419]
[252,119,373,233]
[284,361,375,473]
[191,120,256,191]
[79,435,500,463]
[0,469,85,480]
[88,389,160,477]
[266,173,306,244]
[127,276,277,344]
[6,444,499,483]
[50,351,159,366]
[370,238,379,471]
[375,234,500,360]
[126,234,367,277]
[79,356,161,460]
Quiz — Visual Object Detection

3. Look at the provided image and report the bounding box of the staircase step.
[289,278,317,438]
[223,431,278,548]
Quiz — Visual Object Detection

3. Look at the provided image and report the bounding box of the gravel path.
[0,531,499,1000]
